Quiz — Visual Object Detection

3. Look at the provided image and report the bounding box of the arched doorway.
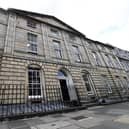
[58,69,77,101]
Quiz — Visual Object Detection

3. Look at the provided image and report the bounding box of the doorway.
[58,69,78,101]
[59,79,70,101]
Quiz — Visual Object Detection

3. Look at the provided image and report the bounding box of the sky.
[0,0,129,50]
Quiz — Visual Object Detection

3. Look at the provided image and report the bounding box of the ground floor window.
[101,75,112,93]
[115,76,125,92]
[82,71,94,95]
[28,67,42,98]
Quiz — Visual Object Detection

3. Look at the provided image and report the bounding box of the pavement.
[1,102,129,129]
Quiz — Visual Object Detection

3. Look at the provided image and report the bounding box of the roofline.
[85,37,115,48]
[2,7,117,49]
[0,7,7,13]
[8,8,86,38]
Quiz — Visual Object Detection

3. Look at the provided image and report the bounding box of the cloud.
[97,21,129,51]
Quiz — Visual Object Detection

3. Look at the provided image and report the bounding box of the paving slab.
[61,125,83,129]
[36,120,71,129]
[89,120,129,129]
[39,116,58,123]
[114,115,129,124]
[25,117,44,126]
[0,124,9,129]
[69,116,104,128]
[7,120,30,129]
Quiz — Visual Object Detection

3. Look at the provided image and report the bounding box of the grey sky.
[0,0,129,50]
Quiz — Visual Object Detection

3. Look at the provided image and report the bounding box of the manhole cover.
[71,115,88,120]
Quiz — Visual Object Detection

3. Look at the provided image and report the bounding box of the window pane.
[86,83,91,91]
[28,68,41,97]
[27,20,36,28]
[72,46,81,62]
[102,75,112,93]
[58,70,67,77]
[82,73,92,93]
[27,33,37,53]
[53,40,62,58]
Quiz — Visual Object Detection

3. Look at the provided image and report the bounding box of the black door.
[59,79,70,101]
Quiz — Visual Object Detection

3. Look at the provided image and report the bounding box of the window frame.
[115,76,125,92]
[69,33,76,41]
[53,40,62,59]
[27,19,37,28]
[72,45,82,62]
[82,73,94,95]
[101,75,112,94]
[27,33,38,54]
[50,28,59,36]
[92,52,100,65]
[105,54,113,67]
[28,67,43,99]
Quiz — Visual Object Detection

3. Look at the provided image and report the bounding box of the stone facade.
[0,8,129,107]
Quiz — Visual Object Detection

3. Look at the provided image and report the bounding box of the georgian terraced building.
[0,8,129,119]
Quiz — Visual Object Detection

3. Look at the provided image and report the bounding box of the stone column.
[4,12,16,54]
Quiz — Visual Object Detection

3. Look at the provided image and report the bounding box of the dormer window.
[27,20,37,28]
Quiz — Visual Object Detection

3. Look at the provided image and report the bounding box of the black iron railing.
[0,84,81,120]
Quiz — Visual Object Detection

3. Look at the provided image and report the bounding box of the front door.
[59,79,70,101]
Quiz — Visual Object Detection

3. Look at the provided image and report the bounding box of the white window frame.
[82,73,94,95]
[28,68,43,99]
[105,54,113,67]
[72,45,81,62]
[92,52,100,65]
[27,33,38,54]
[102,75,112,93]
[53,40,62,58]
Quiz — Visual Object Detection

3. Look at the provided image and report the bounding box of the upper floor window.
[69,33,76,41]
[50,28,59,36]
[27,20,37,28]
[27,33,37,54]
[53,40,62,58]
[112,56,120,68]
[92,52,100,65]
[105,54,113,67]
[72,46,81,62]
[98,45,103,50]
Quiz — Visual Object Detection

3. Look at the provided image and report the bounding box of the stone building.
[0,8,129,119]
[85,39,129,102]
[114,47,129,78]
